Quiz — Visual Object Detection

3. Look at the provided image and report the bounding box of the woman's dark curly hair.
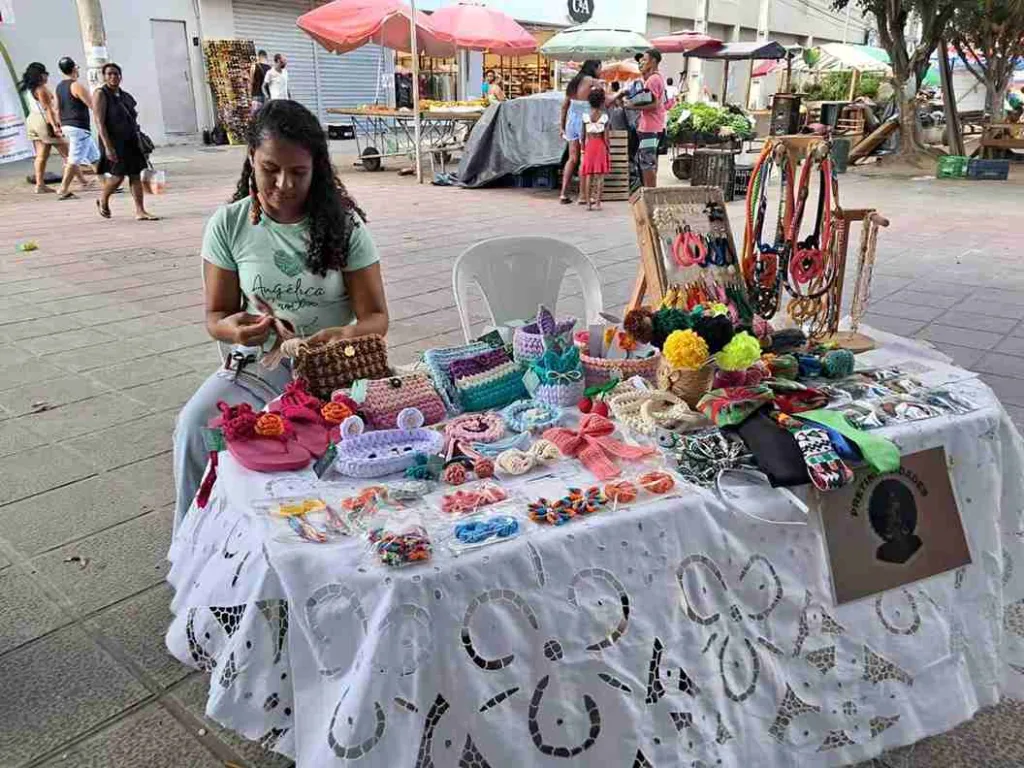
[233,99,365,277]
[17,62,48,93]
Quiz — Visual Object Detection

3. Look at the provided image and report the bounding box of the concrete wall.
[1,0,213,144]
[199,0,235,38]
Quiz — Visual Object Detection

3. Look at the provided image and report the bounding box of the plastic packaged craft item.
[368,523,432,567]
[141,168,166,195]
[527,486,608,526]
[494,439,562,477]
[439,480,510,516]
[923,388,979,416]
[449,514,521,555]
[255,496,342,543]
[333,408,445,478]
[601,470,679,511]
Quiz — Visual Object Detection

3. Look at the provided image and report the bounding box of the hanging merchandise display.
[742,140,796,319]
[203,39,256,145]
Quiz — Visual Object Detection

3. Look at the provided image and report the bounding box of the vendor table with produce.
[328,104,485,171]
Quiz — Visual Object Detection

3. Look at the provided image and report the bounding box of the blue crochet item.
[502,400,562,432]
[528,346,585,407]
[424,342,491,414]
[458,366,528,412]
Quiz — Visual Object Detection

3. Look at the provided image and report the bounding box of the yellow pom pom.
[663,329,709,370]
[715,331,762,371]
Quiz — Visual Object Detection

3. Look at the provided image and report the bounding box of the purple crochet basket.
[532,377,586,408]
[513,316,577,366]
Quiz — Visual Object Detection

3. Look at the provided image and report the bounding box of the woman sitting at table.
[173,99,389,531]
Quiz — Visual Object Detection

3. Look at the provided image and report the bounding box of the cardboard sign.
[819,447,971,605]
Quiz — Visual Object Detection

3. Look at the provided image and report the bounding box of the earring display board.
[819,447,971,605]
[203,39,256,145]
[628,186,747,314]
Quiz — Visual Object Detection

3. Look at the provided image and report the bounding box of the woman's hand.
[308,326,357,345]
[106,146,118,163]
[219,312,274,346]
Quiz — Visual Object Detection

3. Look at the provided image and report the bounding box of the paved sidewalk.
[1,145,1023,767]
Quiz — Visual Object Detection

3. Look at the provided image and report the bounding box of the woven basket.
[513,316,576,366]
[574,333,661,388]
[657,361,715,408]
[533,377,586,408]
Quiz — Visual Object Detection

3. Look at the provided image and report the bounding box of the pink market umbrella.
[428,4,537,56]
[296,0,454,57]
[649,31,722,54]
[752,60,781,78]
[601,59,641,82]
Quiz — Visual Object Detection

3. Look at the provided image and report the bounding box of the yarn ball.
[663,330,710,370]
[716,331,762,372]
[822,349,855,379]
[442,463,468,486]
[692,314,735,355]
[473,458,495,479]
[624,309,655,344]
[765,353,799,380]
[770,327,808,354]
[652,307,691,349]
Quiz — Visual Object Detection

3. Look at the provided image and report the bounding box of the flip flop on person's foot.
[135,212,160,221]
[559,196,573,204]
[35,185,55,194]
[56,191,77,201]
[211,401,313,473]
[268,379,331,457]
[96,199,111,218]
[577,197,588,205]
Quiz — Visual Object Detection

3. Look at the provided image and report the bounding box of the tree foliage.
[948,0,1024,117]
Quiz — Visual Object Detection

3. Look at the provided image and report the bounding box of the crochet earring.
[249,166,262,225]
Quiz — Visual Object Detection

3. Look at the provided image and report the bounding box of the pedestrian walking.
[94,63,158,220]
[55,56,100,199]
[263,54,290,101]
[17,62,69,194]
[250,49,271,114]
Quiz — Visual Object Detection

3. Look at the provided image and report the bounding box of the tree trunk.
[896,79,925,160]
[986,79,1007,122]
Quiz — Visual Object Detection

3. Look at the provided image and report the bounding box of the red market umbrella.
[752,60,781,78]
[649,31,722,54]
[296,0,454,57]
[428,4,537,56]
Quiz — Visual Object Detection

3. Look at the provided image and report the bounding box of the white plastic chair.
[452,236,604,342]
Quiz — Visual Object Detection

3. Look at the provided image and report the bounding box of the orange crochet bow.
[543,414,655,481]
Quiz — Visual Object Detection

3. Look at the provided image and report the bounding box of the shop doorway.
[151,19,198,134]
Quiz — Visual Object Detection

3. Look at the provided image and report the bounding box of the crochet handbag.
[333,408,445,478]
[451,348,526,412]
[285,334,390,401]
[424,341,493,414]
[356,373,447,430]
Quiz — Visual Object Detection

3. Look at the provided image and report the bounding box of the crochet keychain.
[528,486,608,525]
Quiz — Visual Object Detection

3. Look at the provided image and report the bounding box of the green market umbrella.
[540,25,651,61]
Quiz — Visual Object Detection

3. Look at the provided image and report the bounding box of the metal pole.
[74,0,109,90]
[843,5,852,44]
[687,0,709,103]
[409,0,422,183]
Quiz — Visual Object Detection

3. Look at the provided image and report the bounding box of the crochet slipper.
[210,402,312,473]
[269,379,331,457]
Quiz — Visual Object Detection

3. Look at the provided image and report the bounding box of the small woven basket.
[533,377,586,408]
[574,333,661,388]
[657,361,715,408]
[513,316,576,366]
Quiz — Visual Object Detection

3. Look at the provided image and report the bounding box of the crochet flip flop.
[269,379,331,457]
[211,402,312,473]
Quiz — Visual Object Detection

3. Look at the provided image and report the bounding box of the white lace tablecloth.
[166,334,1024,768]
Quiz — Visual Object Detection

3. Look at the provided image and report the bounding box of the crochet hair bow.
[543,414,655,480]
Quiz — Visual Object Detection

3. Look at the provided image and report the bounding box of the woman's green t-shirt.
[201,197,379,337]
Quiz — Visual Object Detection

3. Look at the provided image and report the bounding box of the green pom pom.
[715,331,762,371]
[652,308,691,348]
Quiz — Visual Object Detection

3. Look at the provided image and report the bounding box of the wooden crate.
[604,129,631,201]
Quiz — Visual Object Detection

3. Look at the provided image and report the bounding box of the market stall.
[327,104,484,172]
[165,135,1024,768]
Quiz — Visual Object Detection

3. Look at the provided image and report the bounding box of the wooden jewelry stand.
[627,186,745,313]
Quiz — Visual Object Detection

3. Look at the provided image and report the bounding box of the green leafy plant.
[667,102,754,142]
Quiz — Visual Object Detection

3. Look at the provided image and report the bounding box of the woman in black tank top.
[55,57,100,199]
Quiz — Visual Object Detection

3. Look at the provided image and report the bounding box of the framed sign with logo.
[567,0,593,24]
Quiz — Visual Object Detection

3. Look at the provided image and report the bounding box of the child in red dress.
[580,87,611,211]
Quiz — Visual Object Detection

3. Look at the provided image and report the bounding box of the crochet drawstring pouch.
[527,322,585,408]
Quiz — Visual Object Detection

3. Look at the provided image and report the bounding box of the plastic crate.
[937,155,968,179]
[733,165,754,201]
[967,158,1010,181]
